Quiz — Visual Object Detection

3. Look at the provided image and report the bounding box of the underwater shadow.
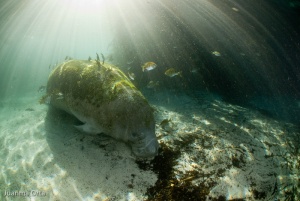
[44,107,157,200]
[221,95,300,125]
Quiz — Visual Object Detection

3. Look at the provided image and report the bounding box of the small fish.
[38,85,46,92]
[147,81,159,88]
[160,118,171,127]
[88,56,91,61]
[142,62,157,72]
[212,51,221,56]
[164,68,182,77]
[25,108,34,111]
[232,7,239,12]
[128,72,135,80]
[48,64,51,69]
[160,118,174,132]
[189,67,199,73]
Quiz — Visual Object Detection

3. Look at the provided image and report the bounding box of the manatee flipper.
[74,123,102,134]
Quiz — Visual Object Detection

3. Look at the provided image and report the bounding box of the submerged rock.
[42,59,159,158]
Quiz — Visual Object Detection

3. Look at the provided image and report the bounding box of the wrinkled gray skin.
[101,96,159,158]
[45,60,159,158]
[70,95,159,158]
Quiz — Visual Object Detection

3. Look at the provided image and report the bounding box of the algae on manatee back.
[44,59,159,158]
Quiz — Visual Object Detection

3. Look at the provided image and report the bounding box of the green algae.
[136,142,219,201]
[46,60,141,107]
[43,59,155,138]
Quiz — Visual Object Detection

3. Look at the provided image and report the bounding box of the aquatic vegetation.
[96,53,101,68]
[283,185,298,201]
[96,53,100,61]
[137,142,220,201]
[65,56,72,60]
[101,53,105,65]
[144,90,300,200]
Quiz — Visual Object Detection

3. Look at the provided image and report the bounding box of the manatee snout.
[130,131,159,158]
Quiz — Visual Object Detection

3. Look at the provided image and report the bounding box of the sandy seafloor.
[0,90,299,201]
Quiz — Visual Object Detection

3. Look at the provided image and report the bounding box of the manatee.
[41,59,159,158]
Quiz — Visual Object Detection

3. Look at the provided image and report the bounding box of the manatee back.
[46,60,139,111]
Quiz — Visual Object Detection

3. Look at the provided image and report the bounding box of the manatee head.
[107,93,159,158]
[128,119,159,158]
